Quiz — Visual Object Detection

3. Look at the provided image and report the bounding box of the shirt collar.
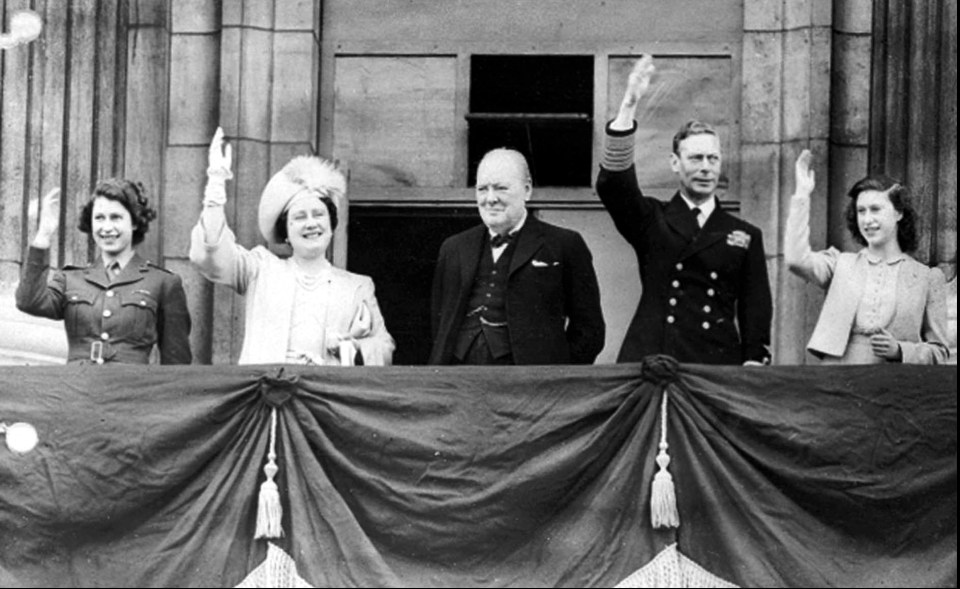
[861,249,906,266]
[102,249,136,271]
[678,192,716,221]
[488,209,528,240]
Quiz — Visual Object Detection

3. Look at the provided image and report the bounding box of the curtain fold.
[0,362,955,588]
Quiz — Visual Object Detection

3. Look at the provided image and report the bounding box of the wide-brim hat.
[257,156,347,246]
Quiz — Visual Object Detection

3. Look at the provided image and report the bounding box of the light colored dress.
[784,193,948,365]
[189,221,394,366]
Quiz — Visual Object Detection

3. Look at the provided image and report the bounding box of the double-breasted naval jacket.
[596,122,773,365]
[15,247,192,364]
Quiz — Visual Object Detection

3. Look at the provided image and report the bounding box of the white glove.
[204,127,233,207]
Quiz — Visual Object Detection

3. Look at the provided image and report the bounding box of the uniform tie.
[108,261,122,282]
[690,206,703,229]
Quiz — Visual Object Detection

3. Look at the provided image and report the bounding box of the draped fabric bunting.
[0,359,955,588]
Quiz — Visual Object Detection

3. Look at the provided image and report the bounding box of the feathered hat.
[257,156,347,246]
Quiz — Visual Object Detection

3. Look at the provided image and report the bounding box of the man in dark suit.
[596,55,772,365]
[430,149,605,365]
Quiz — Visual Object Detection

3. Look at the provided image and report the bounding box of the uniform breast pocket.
[120,292,159,339]
[64,290,96,335]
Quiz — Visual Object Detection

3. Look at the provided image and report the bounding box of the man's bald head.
[479,149,532,186]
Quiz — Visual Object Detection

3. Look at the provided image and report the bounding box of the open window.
[467,55,593,187]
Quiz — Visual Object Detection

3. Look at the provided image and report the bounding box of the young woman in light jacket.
[784,150,948,364]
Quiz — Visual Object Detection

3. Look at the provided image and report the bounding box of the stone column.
[830,0,873,252]
[740,1,833,364]
[163,1,223,364]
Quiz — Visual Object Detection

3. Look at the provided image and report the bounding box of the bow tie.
[490,232,516,248]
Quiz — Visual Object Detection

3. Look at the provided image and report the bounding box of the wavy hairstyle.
[78,179,157,245]
[844,175,918,253]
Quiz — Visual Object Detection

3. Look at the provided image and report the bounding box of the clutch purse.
[339,302,372,366]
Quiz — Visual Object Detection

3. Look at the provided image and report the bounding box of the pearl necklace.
[295,269,329,291]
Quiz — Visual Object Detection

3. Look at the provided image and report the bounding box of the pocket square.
[531,260,549,267]
[727,230,751,249]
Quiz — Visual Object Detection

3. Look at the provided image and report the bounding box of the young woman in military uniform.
[16,180,192,365]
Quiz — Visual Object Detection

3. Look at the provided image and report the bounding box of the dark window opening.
[468,55,593,187]
[347,207,480,366]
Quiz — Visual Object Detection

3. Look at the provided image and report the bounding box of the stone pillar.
[830,0,873,252]
[164,1,223,364]
[740,1,833,364]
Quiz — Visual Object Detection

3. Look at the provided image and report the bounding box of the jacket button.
[100,332,109,340]
[106,290,115,297]
[676,263,683,271]
[140,300,147,306]
[703,305,711,313]
[702,322,710,330]
[671,280,680,289]
[667,316,675,324]
[669,298,677,307]
[707,289,715,297]
[70,295,78,301]
[103,310,112,318]
[710,272,718,280]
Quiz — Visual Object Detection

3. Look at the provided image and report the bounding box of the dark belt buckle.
[90,341,105,365]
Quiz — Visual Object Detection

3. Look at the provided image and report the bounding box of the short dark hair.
[78,179,156,245]
[844,175,918,252]
[274,194,339,243]
[672,120,719,155]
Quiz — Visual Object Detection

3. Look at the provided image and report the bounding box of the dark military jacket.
[15,247,192,365]
[596,169,773,365]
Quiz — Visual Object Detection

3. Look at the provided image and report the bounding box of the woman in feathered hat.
[189,128,394,365]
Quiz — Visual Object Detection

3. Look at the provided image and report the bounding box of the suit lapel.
[848,253,869,316]
[458,226,486,290]
[891,257,922,330]
[509,215,544,277]
[110,253,147,288]
[665,193,699,244]
[680,199,730,260]
[82,264,111,289]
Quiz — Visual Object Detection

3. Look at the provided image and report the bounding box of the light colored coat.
[189,222,394,365]
[785,195,948,364]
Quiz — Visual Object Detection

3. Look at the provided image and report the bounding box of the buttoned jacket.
[795,251,948,364]
[16,247,192,364]
[596,167,772,365]
[784,189,948,364]
[429,215,605,365]
[189,222,394,366]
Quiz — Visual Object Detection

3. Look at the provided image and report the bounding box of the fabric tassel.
[255,408,284,539]
[651,391,680,529]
